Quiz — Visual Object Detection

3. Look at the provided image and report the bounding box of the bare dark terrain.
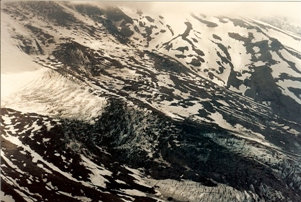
[1,1,301,201]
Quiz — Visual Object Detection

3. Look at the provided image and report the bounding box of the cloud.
[69,1,301,23]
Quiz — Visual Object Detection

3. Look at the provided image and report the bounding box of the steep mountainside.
[1,2,301,202]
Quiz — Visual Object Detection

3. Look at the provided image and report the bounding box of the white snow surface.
[1,12,106,123]
[1,13,41,73]
[80,155,111,188]
[2,69,107,123]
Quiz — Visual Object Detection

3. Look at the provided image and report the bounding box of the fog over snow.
[69,1,301,23]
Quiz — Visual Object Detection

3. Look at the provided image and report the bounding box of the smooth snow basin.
[1,69,107,123]
[1,69,46,99]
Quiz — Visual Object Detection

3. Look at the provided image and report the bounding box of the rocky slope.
[1,1,301,201]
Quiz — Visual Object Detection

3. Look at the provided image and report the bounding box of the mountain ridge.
[1,1,301,201]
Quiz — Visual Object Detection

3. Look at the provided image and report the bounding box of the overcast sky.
[83,1,301,23]
[3,1,299,23]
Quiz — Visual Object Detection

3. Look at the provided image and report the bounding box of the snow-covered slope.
[1,1,301,201]
[2,69,107,123]
[3,1,300,122]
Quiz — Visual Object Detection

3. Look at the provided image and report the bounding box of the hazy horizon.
[68,1,301,23]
